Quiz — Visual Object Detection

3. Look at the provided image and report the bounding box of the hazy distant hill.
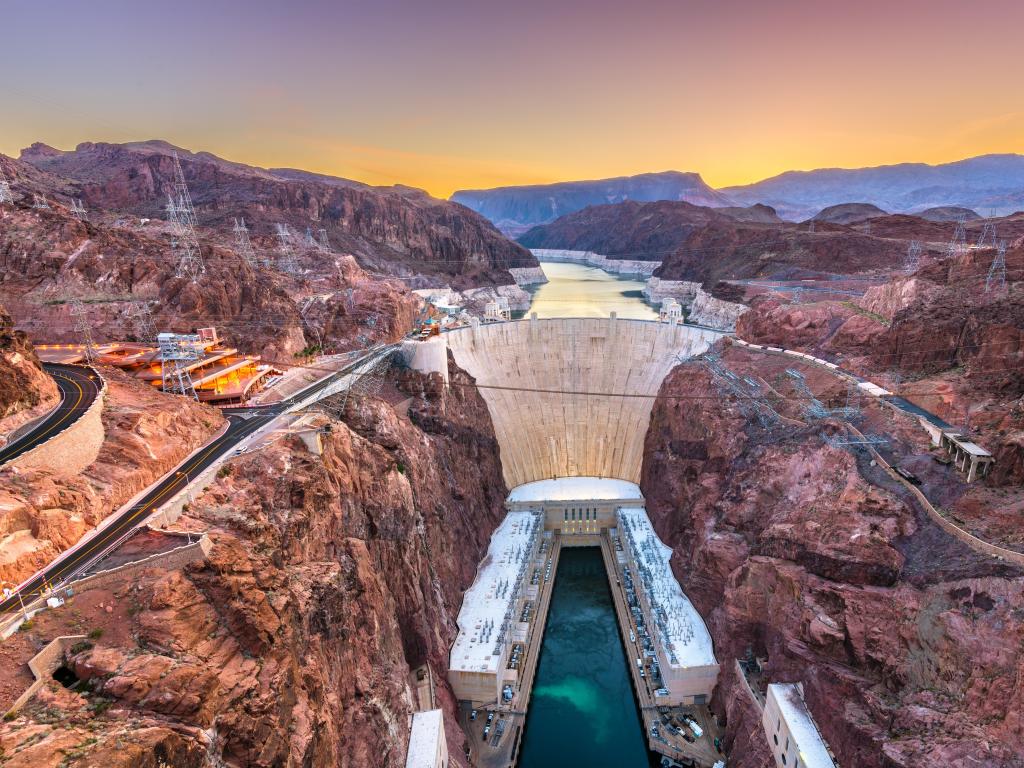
[723,154,1024,220]
[451,171,735,235]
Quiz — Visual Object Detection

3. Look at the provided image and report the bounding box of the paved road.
[0,363,102,467]
[0,349,385,616]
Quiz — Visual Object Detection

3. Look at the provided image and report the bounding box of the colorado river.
[523,261,658,320]
[517,547,652,767]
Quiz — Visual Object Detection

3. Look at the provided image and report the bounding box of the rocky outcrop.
[0,370,223,584]
[0,304,59,443]
[508,266,547,286]
[518,199,917,284]
[0,357,507,767]
[643,278,748,331]
[0,202,417,360]
[641,354,1024,768]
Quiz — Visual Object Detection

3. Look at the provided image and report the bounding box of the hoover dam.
[445,317,721,487]
[404,316,729,767]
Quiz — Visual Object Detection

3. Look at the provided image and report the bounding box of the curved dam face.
[446,318,723,488]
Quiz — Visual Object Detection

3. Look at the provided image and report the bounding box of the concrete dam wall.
[445,318,722,488]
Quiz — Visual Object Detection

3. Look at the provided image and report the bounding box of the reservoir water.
[523,261,658,320]
[517,547,652,768]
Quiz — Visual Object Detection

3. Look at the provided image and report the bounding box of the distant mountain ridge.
[451,170,734,235]
[455,154,1024,229]
[722,153,1024,220]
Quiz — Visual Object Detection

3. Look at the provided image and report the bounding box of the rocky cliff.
[0,195,418,360]
[518,199,917,284]
[641,351,1024,768]
[0,304,59,442]
[0,357,507,767]
[18,141,536,288]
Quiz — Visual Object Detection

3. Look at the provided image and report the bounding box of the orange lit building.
[36,328,281,406]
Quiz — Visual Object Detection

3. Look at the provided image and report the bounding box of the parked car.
[469,709,477,721]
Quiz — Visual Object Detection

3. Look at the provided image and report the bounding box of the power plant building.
[615,507,719,705]
[448,511,543,705]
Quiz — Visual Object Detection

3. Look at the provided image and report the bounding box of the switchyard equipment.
[32,194,50,210]
[158,332,203,400]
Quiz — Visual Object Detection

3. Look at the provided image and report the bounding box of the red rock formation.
[642,358,1024,768]
[0,369,224,584]
[0,303,59,441]
[0,358,506,767]
[0,199,418,359]
[17,141,536,288]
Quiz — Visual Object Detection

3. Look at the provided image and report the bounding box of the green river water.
[517,547,654,767]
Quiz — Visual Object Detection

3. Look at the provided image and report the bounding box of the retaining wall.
[9,370,106,476]
[4,634,86,716]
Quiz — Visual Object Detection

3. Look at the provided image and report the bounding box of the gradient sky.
[1,0,1022,197]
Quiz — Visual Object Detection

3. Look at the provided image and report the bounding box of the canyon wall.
[0,304,59,441]
[640,354,1024,768]
[0,358,508,767]
[446,318,722,488]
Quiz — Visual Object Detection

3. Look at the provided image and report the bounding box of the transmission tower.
[129,302,159,344]
[317,228,330,251]
[305,227,316,247]
[70,198,87,220]
[274,223,299,274]
[977,221,997,249]
[947,216,967,258]
[68,297,98,365]
[157,332,201,400]
[986,241,1007,293]
[232,218,259,268]
[0,167,13,204]
[807,219,816,233]
[905,240,923,273]
[165,153,205,282]
[298,295,324,353]
[32,194,50,210]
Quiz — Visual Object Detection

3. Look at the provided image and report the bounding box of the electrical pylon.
[986,241,1007,293]
[232,218,259,268]
[68,297,98,365]
[905,240,923,273]
[129,302,159,344]
[165,153,205,282]
[275,223,299,274]
[947,216,967,259]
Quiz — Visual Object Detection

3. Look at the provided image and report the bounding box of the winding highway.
[0,345,395,616]
[0,364,102,467]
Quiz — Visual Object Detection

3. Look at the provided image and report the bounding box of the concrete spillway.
[444,318,722,488]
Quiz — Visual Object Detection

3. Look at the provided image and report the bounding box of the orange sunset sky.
[1,0,1022,198]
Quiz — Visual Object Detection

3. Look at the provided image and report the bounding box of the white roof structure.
[450,511,541,674]
[405,709,444,768]
[507,477,643,504]
[617,508,717,669]
[768,684,836,768]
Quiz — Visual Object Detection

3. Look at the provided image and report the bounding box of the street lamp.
[1,581,29,622]
[176,470,194,505]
